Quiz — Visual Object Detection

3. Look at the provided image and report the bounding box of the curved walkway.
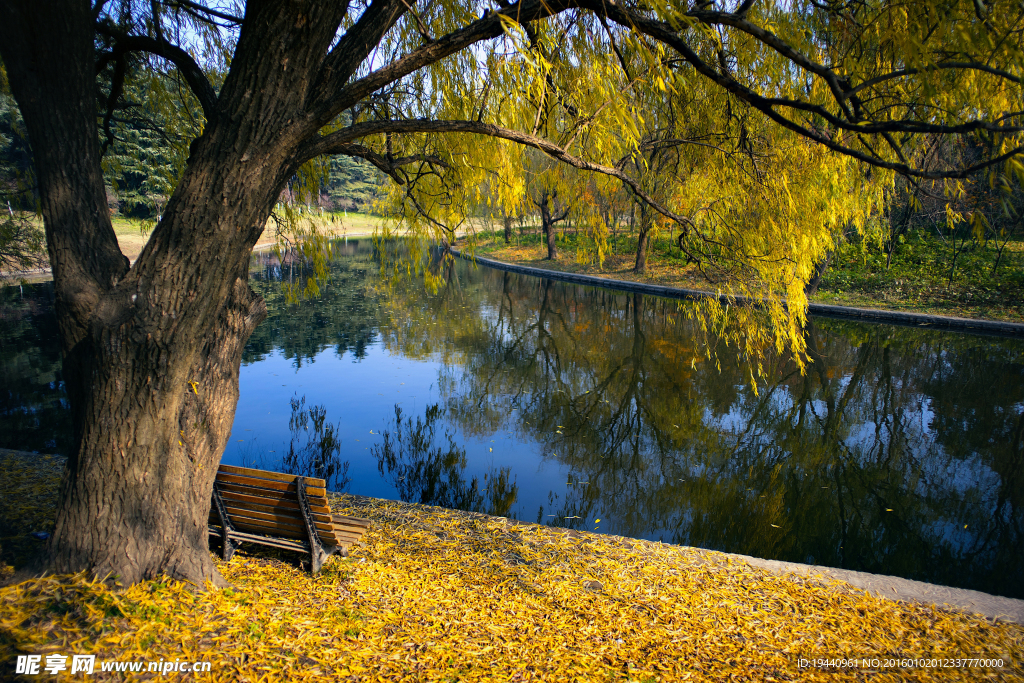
[728,552,1023,624]
[452,249,1024,338]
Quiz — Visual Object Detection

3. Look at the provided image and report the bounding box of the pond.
[2,238,1023,599]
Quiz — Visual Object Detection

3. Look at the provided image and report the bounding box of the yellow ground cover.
[2,487,1022,681]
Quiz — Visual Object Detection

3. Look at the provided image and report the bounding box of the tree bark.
[544,207,558,260]
[503,213,513,244]
[0,0,346,586]
[634,204,653,273]
[535,189,567,260]
[804,249,833,296]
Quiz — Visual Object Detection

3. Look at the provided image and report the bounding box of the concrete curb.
[451,249,1024,338]
[732,554,1024,624]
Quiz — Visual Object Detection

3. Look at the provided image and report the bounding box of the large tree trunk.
[0,0,346,586]
[634,204,653,273]
[503,214,513,244]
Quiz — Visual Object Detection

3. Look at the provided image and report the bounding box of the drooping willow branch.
[298,118,697,231]
[330,142,449,183]
[583,0,1024,179]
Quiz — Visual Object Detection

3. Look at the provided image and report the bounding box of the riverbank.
[451,249,1024,338]
[2,450,1022,681]
[464,234,1024,326]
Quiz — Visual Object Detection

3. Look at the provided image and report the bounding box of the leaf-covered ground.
[1,452,1022,681]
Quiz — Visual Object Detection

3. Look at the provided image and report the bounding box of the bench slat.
[209,526,309,553]
[209,465,370,573]
[217,472,327,497]
[331,531,364,545]
[218,464,326,488]
[331,514,372,528]
[216,506,337,535]
[207,515,302,540]
[218,503,334,527]
[218,488,332,515]
[216,480,331,508]
[212,500,333,527]
[208,511,337,542]
[224,517,338,546]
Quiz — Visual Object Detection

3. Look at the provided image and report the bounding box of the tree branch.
[581,0,1024,178]
[308,0,405,108]
[330,142,448,183]
[844,62,1022,99]
[298,118,696,229]
[311,0,572,123]
[690,8,856,121]
[95,23,218,121]
[164,0,243,25]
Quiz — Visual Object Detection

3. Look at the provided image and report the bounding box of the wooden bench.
[208,464,370,573]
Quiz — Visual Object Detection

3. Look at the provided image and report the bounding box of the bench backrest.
[211,464,342,548]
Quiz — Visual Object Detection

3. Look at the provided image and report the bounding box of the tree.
[1,0,1021,587]
[532,187,570,260]
[98,66,202,221]
[0,212,45,272]
[0,69,46,271]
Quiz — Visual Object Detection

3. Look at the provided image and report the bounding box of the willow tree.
[1,0,1021,586]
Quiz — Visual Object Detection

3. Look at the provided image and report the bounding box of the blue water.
[4,238,1023,598]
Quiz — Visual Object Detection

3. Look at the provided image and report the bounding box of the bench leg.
[212,483,238,562]
[222,533,236,562]
[297,477,333,574]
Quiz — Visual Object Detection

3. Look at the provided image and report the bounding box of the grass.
[7,212,392,271]
[466,227,1024,323]
[2,451,1022,681]
[115,212,391,262]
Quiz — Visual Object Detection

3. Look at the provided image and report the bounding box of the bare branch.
[164,0,243,25]
[329,142,448,183]
[690,9,856,121]
[581,0,1024,178]
[844,62,1022,100]
[95,24,219,121]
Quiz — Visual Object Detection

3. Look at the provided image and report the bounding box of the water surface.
[3,239,1022,598]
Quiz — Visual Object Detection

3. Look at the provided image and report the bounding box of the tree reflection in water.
[378,259,1024,598]
[280,395,351,492]
[3,240,1021,598]
[372,403,519,518]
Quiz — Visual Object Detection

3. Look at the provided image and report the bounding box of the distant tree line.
[1,69,385,229]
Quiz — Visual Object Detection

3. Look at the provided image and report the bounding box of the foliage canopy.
[72,0,1024,365]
